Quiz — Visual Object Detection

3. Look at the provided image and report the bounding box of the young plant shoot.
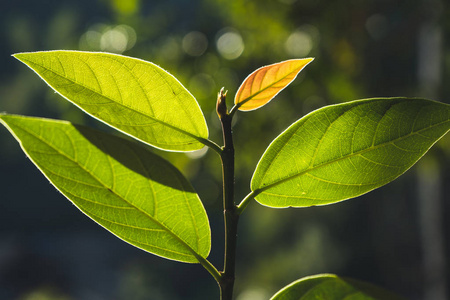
[1,51,449,300]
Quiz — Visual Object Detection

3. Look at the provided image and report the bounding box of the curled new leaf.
[13,51,209,152]
[251,98,450,208]
[270,274,405,300]
[234,58,314,111]
[0,114,211,263]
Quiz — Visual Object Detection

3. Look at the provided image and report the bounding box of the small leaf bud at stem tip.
[216,87,228,118]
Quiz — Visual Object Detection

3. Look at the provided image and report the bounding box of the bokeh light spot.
[83,30,102,49]
[236,288,270,300]
[182,31,208,56]
[216,29,244,60]
[101,28,128,53]
[158,37,182,61]
[285,30,312,57]
[365,14,389,40]
[79,24,136,53]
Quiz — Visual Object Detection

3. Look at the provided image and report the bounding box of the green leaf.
[252,98,450,207]
[0,114,211,263]
[13,51,208,152]
[270,274,405,300]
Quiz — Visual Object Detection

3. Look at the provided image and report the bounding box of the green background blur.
[1,0,449,299]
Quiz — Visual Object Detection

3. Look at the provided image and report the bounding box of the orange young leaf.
[234,58,314,111]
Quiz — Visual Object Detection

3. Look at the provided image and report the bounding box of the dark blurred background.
[1,0,449,299]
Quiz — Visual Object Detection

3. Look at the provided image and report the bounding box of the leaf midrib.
[10,119,205,260]
[19,56,206,147]
[255,118,450,194]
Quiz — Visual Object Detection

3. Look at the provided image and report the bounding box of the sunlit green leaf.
[252,98,450,207]
[235,58,314,111]
[0,114,211,263]
[13,51,208,152]
[270,274,405,300]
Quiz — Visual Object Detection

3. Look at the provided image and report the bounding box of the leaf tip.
[12,51,44,63]
[12,52,31,63]
[12,52,25,59]
[302,57,315,65]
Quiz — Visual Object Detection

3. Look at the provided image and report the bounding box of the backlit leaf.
[270,274,405,300]
[234,58,314,111]
[13,51,208,152]
[0,114,211,263]
[252,98,450,207]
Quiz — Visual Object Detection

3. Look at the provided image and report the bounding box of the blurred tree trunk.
[417,0,447,299]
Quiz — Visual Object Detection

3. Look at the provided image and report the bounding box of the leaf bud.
[216,87,228,118]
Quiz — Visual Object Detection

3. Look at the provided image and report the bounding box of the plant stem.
[228,103,240,118]
[236,190,259,215]
[199,137,223,155]
[194,254,222,284]
[217,88,239,300]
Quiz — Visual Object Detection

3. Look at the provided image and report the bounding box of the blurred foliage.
[18,287,71,300]
[0,0,449,299]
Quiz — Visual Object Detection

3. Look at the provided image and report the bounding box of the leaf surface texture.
[252,98,450,207]
[13,51,208,151]
[0,114,211,263]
